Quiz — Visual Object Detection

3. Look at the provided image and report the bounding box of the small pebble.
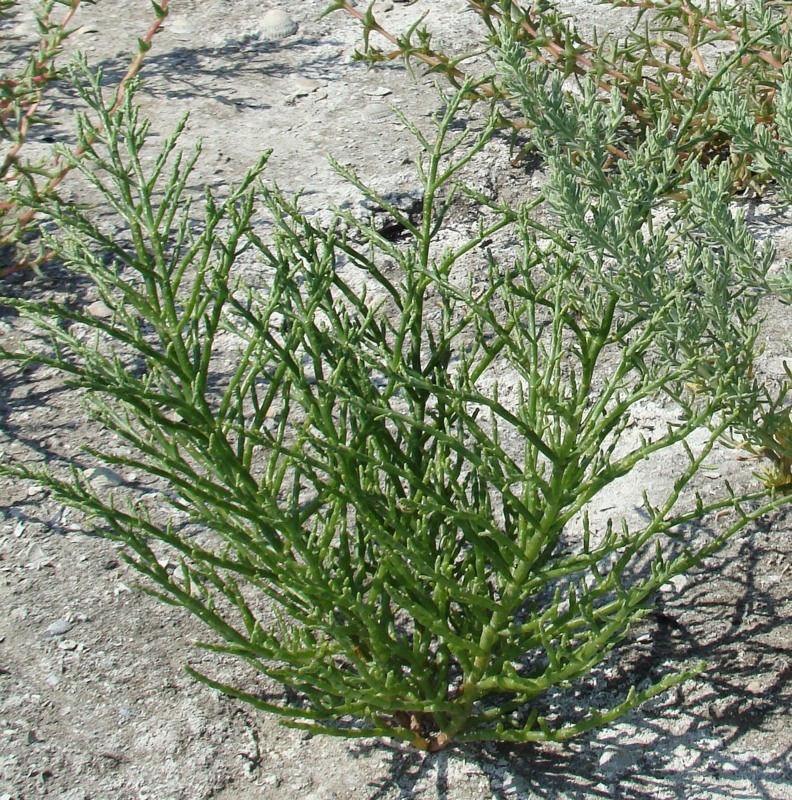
[43,619,72,638]
[746,680,763,694]
[707,703,725,719]
[291,77,321,94]
[84,466,124,488]
[304,792,339,800]
[660,574,689,594]
[86,300,112,318]
[598,745,638,774]
[25,545,53,569]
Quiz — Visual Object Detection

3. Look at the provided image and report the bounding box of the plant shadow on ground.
[343,514,792,799]
[48,33,363,116]
[0,264,95,433]
[26,32,387,206]
[136,35,344,106]
[0,258,237,529]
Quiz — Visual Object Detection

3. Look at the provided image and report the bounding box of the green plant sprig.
[0,0,168,277]
[1,63,788,750]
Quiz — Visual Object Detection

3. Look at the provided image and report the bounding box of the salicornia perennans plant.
[0,60,788,750]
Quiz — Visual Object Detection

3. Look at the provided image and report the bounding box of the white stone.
[43,619,72,637]
[84,466,124,488]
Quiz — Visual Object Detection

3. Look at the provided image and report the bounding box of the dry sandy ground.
[0,1,791,798]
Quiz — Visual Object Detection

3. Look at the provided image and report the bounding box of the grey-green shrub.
[330,0,792,188]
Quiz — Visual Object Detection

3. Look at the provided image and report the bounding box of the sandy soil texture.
[1,2,791,798]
